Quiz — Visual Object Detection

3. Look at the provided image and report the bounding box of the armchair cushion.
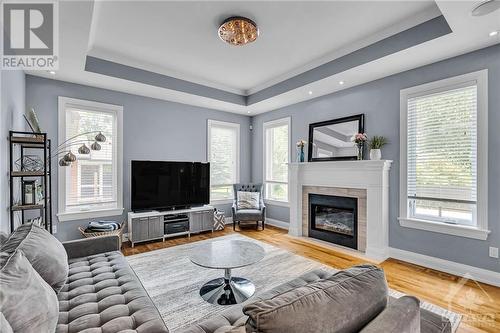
[236,191,260,209]
[233,209,264,221]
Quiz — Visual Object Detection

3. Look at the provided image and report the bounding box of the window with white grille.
[207,120,240,201]
[399,70,489,239]
[264,118,290,203]
[58,97,123,221]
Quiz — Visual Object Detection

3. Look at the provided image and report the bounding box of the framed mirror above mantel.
[308,114,365,162]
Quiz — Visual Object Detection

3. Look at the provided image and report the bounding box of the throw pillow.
[237,191,260,209]
[0,232,8,246]
[0,312,13,333]
[243,265,388,333]
[0,250,59,333]
[1,223,68,293]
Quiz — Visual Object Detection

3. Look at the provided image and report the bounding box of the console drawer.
[165,221,189,234]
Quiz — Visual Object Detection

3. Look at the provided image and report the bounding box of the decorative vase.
[357,144,364,160]
[297,146,305,162]
[369,149,381,160]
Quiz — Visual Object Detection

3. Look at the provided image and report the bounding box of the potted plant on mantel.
[368,136,388,160]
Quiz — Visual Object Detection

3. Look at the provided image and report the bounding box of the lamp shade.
[95,132,106,142]
[91,141,101,151]
[78,144,91,154]
[59,158,71,166]
[63,151,77,162]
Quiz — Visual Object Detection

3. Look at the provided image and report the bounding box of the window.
[58,97,123,221]
[399,70,489,240]
[264,117,290,203]
[207,120,240,201]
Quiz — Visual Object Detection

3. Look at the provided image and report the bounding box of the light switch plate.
[489,247,499,258]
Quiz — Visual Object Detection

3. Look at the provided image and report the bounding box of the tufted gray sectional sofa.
[1,223,452,333]
[0,223,168,333]
[177,267,452,333]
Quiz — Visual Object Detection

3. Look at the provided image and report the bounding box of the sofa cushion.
[0,250,59,333]
[0,232,9,246]
[243,265,388,333]
[56,251,168,333]
[359,296,421,333]
[0,312,14,333]
[1,223,68,292]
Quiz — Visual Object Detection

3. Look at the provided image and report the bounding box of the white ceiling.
[88,1,439,94]
[27,1,500,115]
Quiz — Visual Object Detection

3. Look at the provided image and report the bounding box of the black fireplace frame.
[308,193,358,250]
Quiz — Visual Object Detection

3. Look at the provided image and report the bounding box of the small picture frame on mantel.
[22,180,36,205]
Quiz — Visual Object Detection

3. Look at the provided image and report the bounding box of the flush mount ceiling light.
[218,16,258,46]
[471,0,500,16]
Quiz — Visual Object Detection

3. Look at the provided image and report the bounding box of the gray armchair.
[232,183,266,230]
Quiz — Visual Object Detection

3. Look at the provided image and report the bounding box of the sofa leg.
[262,221,265,230]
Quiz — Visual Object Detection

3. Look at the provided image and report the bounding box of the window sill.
[398,217,490,240]
[265,199,290,208]
[58,208,124,222]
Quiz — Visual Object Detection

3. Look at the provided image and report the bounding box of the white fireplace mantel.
[288,160,392,261]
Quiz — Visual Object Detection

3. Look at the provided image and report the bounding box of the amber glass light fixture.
[218,16,258,46]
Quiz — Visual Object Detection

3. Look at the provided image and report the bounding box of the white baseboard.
[389,247,500,287]
[265,218,289,230]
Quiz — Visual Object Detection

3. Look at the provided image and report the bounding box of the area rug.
[126,234,461,332]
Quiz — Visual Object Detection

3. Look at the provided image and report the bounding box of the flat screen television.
[131,160,210,212]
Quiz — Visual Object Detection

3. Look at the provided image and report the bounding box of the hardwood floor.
[122,226,500,333]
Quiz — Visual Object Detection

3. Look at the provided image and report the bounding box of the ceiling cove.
[84,15,452,107]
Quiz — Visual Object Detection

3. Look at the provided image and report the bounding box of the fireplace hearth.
[308,193,358,250]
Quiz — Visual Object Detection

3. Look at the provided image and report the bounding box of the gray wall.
[0,70,26,234]
[26,75,252,241]
[251,44,500,272]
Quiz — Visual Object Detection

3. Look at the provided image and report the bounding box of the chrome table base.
[199,268,255,305]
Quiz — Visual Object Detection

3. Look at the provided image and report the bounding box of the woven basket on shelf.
[78,221,125,248]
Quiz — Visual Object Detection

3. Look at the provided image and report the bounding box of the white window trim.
[207,119,240,204]
[399,70,489,240]
[57,97,123,222]
[263,117,291,206]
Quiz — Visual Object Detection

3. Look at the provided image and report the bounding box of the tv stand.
[127,205,214,247]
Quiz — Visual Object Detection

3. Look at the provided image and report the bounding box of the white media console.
[127,205,215,247]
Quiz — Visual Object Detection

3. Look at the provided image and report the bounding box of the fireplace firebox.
[308,193,358,250]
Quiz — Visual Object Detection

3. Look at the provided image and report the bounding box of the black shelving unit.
[9,131,53,233]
